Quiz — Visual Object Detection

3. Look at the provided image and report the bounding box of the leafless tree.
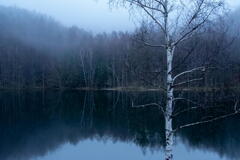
[109,0,239,160]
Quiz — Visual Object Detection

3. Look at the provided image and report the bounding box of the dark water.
[0,90,239,160]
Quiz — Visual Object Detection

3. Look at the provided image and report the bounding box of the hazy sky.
[0,0,239,33]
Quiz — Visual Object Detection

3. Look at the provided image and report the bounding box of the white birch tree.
[109,0,239,160]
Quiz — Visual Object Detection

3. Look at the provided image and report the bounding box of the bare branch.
[128,0,165,14]
[173,97,238,118]
[133,37,165,48]
[173,78,204,87]
[141,6,166,33]
[187,0,204,25]
[173,5,219,46]
[173,103,239,118]
[126,0,166,33]
[131,102,165,115]
[170,42,198,73]
[173,97,202,106]
[172,106,200,117]
[173,67,205,82]
[153,0,167,11]
[173,97,204,117]
[173,101,240,132]
[141,41,165,48]
[174,111,240,132]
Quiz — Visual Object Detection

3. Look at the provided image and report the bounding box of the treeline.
[0,5,239,89]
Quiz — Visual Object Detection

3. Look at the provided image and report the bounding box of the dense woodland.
[0,5,240,89]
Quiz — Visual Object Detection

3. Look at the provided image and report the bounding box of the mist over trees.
[0,5,239,89]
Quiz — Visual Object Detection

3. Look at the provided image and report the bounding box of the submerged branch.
[175,111,240,131]
[173,101,240,132]
[172,106,201,117]
[173,78,204,87]
[172,97,204,117]
[173,97,202,106]
[131,102,165,115]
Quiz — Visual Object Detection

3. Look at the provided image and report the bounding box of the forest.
[1,1,240,160]
[0,5,239,90]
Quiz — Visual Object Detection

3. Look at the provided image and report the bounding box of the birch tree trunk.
[164,1,174,158]
[165,46,174,160]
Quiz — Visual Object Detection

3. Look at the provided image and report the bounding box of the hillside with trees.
[0,5,239,90]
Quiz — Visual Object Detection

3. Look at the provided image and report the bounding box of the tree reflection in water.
[0,90,239,160]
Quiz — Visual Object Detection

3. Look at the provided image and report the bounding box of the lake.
[0,90,239,160]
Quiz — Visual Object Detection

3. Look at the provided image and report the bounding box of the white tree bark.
[165,46,174,160]
[164,1,174,158]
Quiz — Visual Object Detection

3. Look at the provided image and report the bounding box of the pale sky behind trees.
[0,0,239,33]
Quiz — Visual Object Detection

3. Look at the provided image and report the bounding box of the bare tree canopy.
[110,0,225,47]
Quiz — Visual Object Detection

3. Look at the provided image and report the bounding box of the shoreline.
[0,86,239,92]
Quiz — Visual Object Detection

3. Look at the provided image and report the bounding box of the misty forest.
[0,0,240,160]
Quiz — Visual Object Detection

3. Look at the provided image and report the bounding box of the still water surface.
[0,91,239,160]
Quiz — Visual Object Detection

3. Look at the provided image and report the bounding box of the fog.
[0,0,135,33]
[0,0,239,33]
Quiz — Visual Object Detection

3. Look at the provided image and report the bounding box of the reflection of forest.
[0,91,239,160]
